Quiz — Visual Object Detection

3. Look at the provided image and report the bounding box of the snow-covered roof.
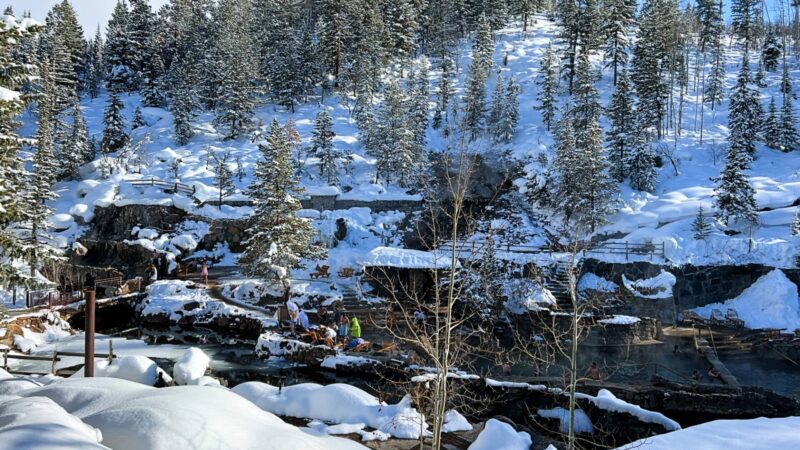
[359,247,460,269]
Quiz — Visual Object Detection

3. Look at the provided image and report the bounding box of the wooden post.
[2,349,7,370]
[51,351,58,374]
[625,242,629,260]
[108,340,114,363]
[84,289,96,377]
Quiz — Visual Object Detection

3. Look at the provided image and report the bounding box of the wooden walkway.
[696,337,740,387]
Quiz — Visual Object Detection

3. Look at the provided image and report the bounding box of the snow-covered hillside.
[16,14,799,271]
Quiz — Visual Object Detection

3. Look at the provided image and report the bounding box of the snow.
[537,407,593,434]
[504,279,556,314]
[0,86,21,102]
[12,322,72,353]
[621,270,676,299]
[693,269,800,331]
[468,419,532,450]
[7,377,366,450]
[578,273,619,293]
[172,348,210,385]
[598,315,641,325]
[0,396,107,449]
[576,389,680,431]
[232,382,428,439]
[442,410,472,432]
[359,246,460,270]
[70,356,166,386]
[616,417,800,450]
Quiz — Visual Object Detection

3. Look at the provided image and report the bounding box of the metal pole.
[84,289,96,377]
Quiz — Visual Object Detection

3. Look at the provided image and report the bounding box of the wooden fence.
[1,345,116,376]
[440,240,666,260]
[128,178,196,197]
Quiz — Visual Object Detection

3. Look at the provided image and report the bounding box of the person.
[338,314,350,342]
[585,361,602,381]
[317,305,329,326]
[297,310,309,332]
[347,337,365,350]
[200,261,209,285]
[707,366,721,382]
[319,325,337,343]
[147,264,158,284]
[350,316,361,340]
[286,299,300,322]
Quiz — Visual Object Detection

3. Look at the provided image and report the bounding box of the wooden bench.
[725,308,745,328]
[310,265,331,279]
[337,267,354,278]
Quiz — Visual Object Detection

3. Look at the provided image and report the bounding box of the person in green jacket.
[350,316,361,339]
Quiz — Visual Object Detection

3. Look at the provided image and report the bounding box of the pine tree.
[491,73,520,144]
[212,151,234,209]
[101,92,128,153]
[607,68,635,182]
[697,0,723,52]
[63,103,89,180]
[433,55,455,131]
[731,0,758,52]
[780,62,792,97]
[170,59,196,146]
[692,207,712,240]
[310,111,340,185]
[384,0,419,62]
[409,61,430,156]
[728,55,762,158]
[763,96,782,150]
[714,143,758,228]
[208,0,259,139]
[488,71,506,136]
[39,0,84,102]
[105,0,134,93]
[132,106,146,129]
[602,0,636,85]
[462,15,493,139]
[0,16,41,286]
[84,26,104,99]
[240,119,326,281]
[627,134,657,192]
[631,0,679,137]
[761,31,782,72]
[128,0,155,85]
[779,93,799,152]
[792,208,800,236]
[704,39,726,111]
[536,42,558,131]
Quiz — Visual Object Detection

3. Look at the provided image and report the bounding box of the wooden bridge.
[440,239,666,260]
[21,277,142,310]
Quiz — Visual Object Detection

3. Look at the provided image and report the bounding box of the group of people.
[286,300,364,349]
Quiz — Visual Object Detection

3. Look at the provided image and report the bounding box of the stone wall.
[203,196,423,213]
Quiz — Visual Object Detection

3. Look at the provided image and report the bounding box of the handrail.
[128,177,196,197]
[439,239,665,259]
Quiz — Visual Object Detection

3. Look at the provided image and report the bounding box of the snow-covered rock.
[360,247,459,270]
[468,419,531,450]
[71,355,168,386]
[232,382,428,439]
[0,396,107,449]
[621,270,676,300]
[693,269,800,331]
[173,348,210,385]
[537,407,593,434]
[576,389,680,432]
[616,416,800,450]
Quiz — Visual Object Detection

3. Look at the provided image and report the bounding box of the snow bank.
[577,389,680,431]
[15,378,366,450]
[616,417,800,450]
[468,419,531,450]
[173,348,210,385]
[442,410,472,432]
[694,269,800,331]
[13,322,72,353]
[621,270,676,299]
[504,279,556,314]
[0,396,107,449]
[578,273,619,293]
[598,315,641,325]
[360,247,459,269]
[232,382,428,439]
[71,356,166,386]
[537,407,593,434]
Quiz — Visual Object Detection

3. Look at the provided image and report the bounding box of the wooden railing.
[1,346,116,376]
[128,177,196,197]
[439,240,665,260]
